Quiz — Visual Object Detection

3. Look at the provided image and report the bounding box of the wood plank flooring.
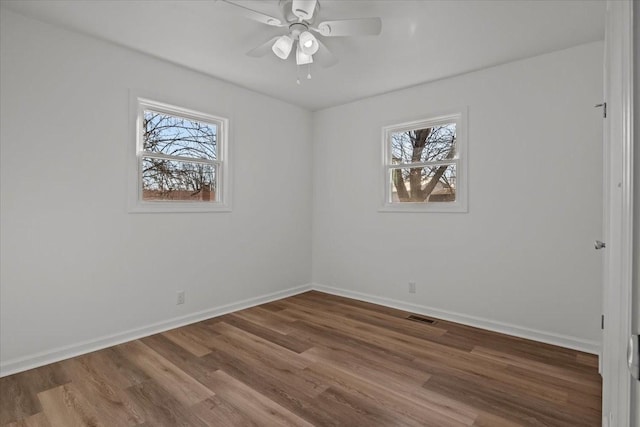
[0,291,602,426]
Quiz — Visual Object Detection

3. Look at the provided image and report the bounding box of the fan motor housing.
[289,22,308,38]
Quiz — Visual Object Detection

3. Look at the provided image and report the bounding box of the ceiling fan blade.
[221,0,285,27]
[291,0,318,21]
[315,17,382,37]
[246,36,280,57]
[313,39,338,68]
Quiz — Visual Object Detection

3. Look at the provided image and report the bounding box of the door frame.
[602,1,634,426]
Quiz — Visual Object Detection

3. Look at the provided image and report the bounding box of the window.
[381,110,467,212]
[129,97,230,212]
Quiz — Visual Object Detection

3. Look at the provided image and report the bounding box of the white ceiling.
[1,0,605,111]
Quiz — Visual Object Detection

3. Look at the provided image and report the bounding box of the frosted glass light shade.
[296,43,313,65]
[272,35,294,59]
[298,31,319,55]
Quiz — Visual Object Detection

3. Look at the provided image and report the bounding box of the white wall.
[0,10,312,373]
[312,42,604,351]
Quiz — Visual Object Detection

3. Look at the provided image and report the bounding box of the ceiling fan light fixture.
[291,0,318,21]
[296,43,313,65]
[272,35,294,59]
[298,31,319,55]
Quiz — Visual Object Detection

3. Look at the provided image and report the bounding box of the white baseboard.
[311,283,601,355]
[0,284,312,377]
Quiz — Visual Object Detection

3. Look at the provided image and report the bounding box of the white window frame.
[379,109,468,213]
[128,95,231,213]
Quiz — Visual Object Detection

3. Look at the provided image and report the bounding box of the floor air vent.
[406,315,437,325]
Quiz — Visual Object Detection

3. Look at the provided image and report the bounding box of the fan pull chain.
[296,64,301,85]
[307,64,311,80]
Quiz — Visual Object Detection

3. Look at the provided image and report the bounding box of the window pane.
[143,110,217,160]
[390,164,456,203]
[391,123,456,164]
[142,158,216,202]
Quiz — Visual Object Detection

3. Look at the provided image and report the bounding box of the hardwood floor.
[0,291,601,426]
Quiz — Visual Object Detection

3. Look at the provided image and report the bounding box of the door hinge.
[601,314,605,330]
[595,102,607,118]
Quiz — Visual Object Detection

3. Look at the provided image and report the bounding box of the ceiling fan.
[222,0,382,72]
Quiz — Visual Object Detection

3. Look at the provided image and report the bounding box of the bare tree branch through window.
[141,110,218,201]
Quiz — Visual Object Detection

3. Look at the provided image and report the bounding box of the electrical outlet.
[177,290,185,305]
[408,282,416,294]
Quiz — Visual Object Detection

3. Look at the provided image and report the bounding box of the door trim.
[602,1,634,425]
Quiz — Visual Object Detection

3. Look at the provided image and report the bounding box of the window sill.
[378,203,468,213]
[128,201,232,214]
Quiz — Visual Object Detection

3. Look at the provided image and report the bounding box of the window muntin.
[131,97,230,212]
[382,112,466,212]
